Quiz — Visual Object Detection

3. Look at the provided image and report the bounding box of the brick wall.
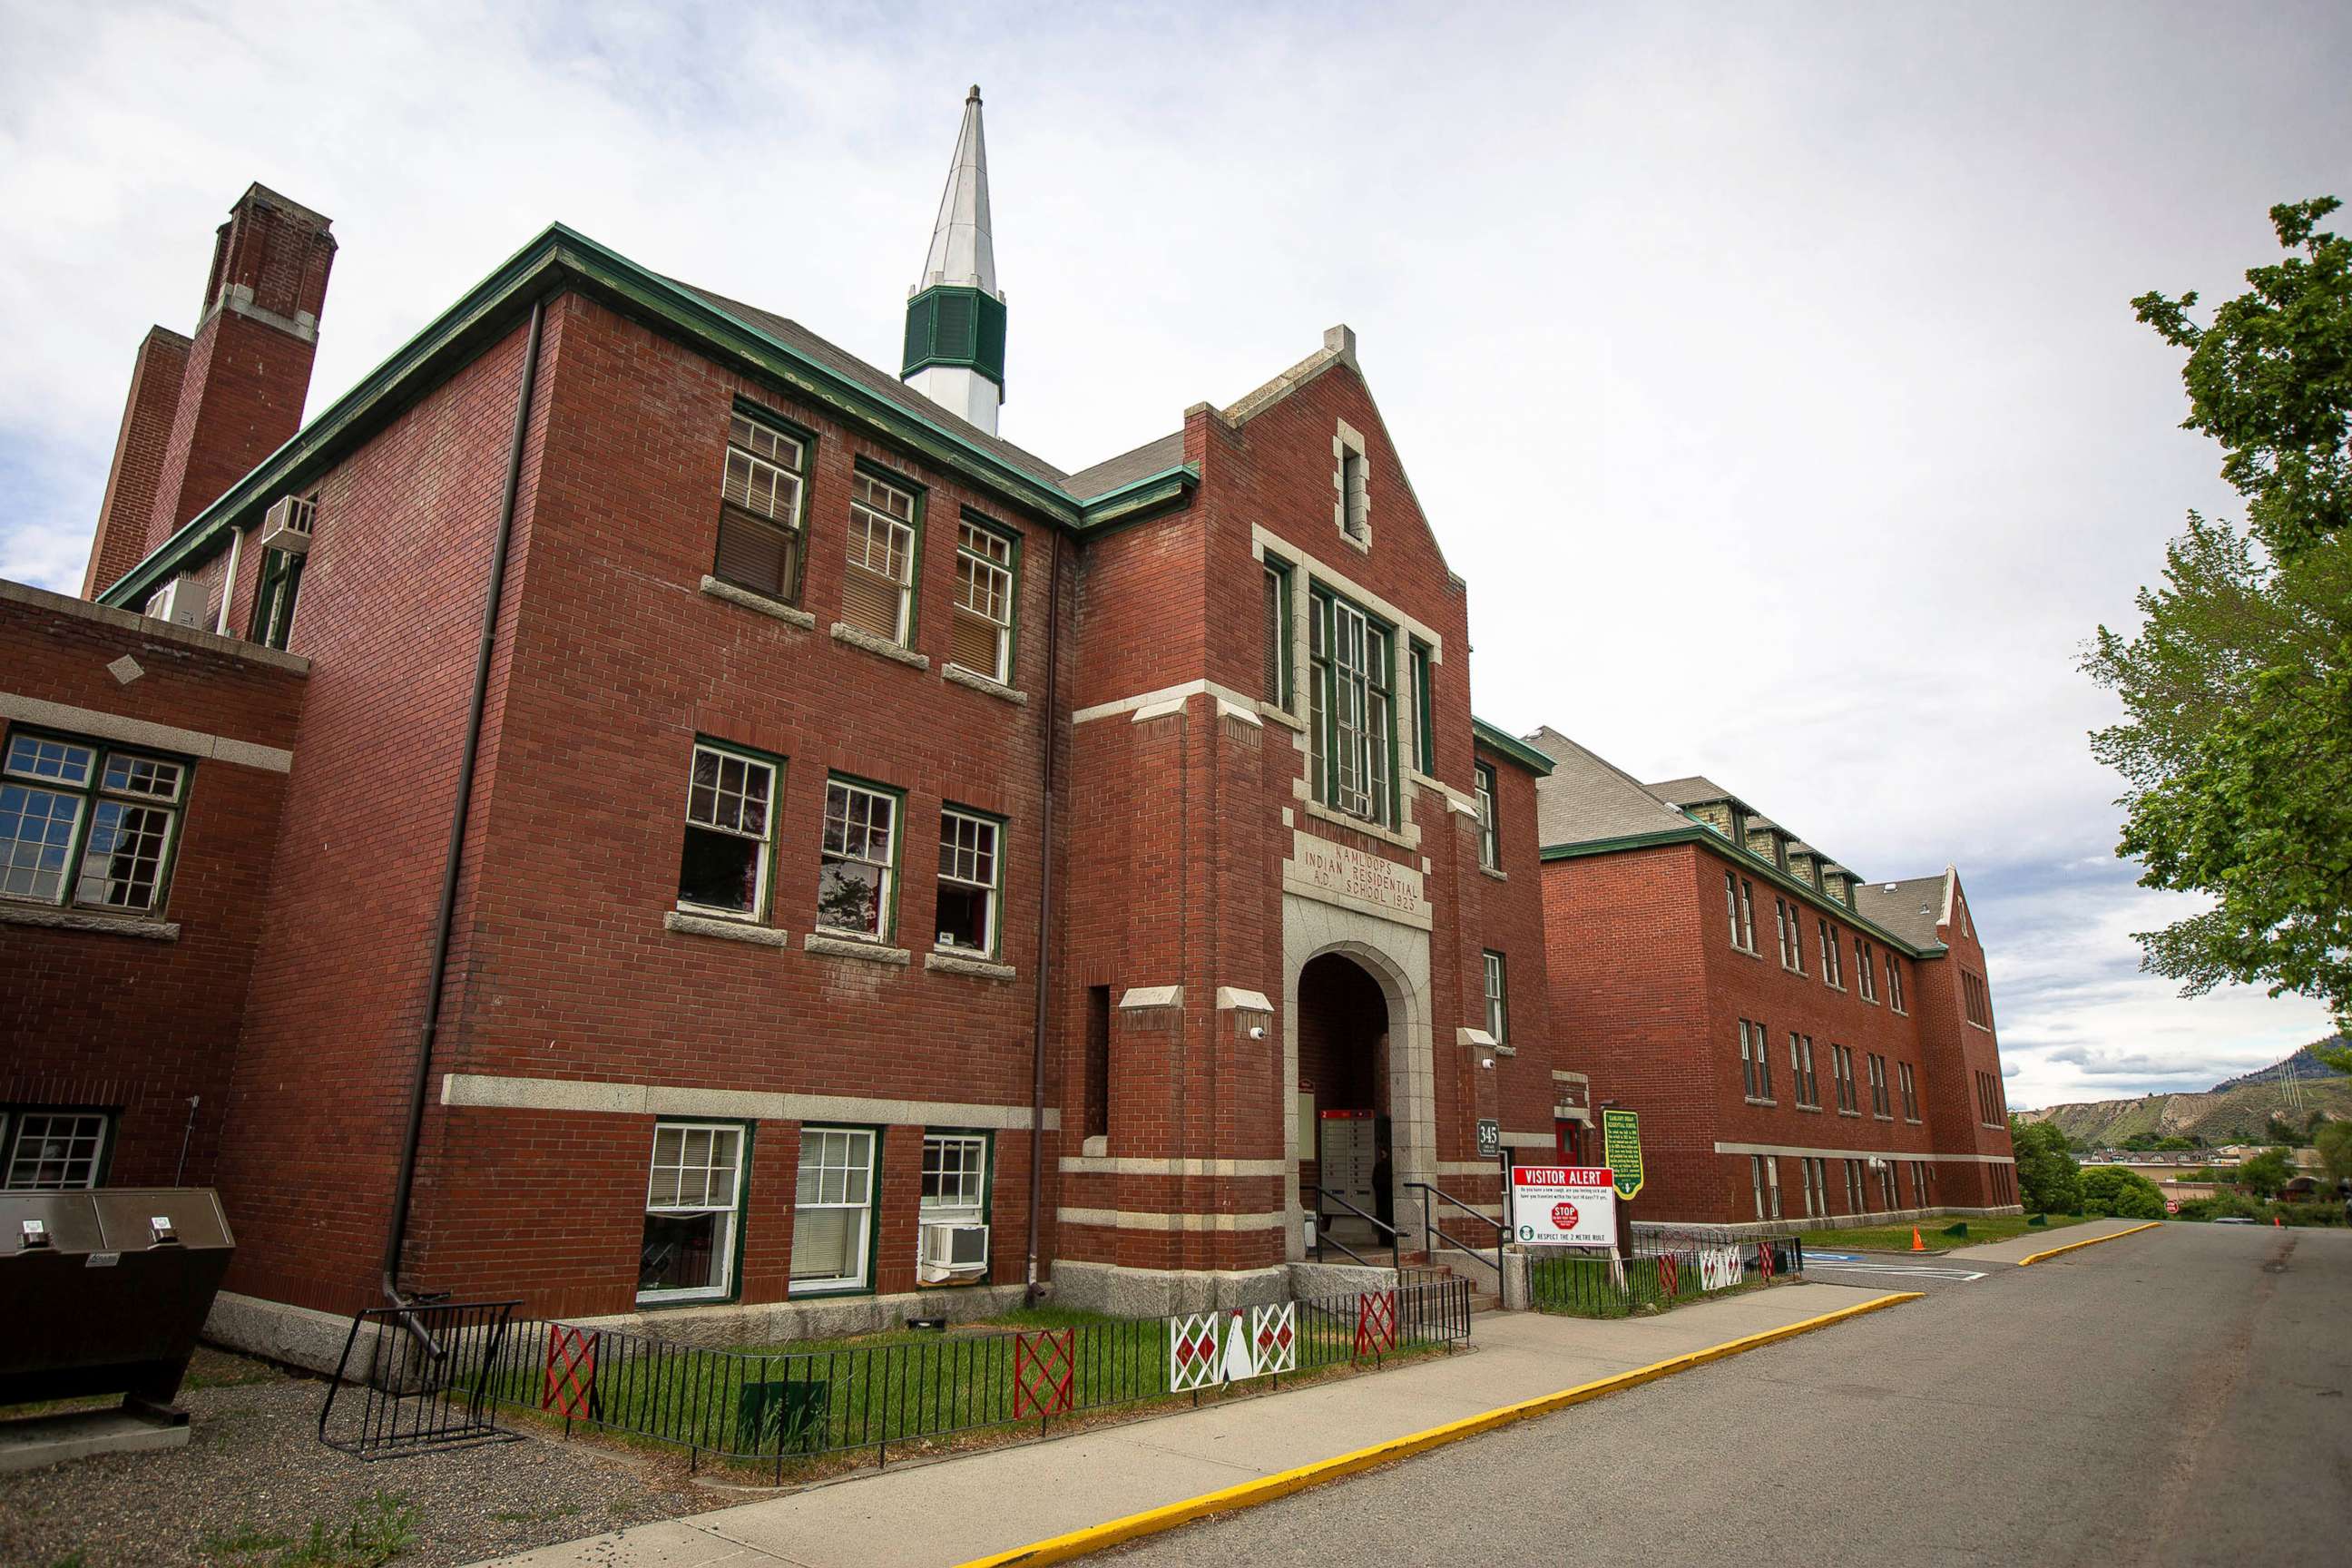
[83,328,191,601]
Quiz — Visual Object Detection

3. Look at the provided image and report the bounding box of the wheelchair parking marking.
[1808,1260,1988,1281]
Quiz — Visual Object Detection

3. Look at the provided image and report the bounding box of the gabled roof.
[1065,432,1185,501]
[1523,726,1693,844]
[1854,873,1952,949]
[1643,776,1739,808]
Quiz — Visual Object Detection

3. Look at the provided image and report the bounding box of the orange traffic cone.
[1911,1226,1926,1252]
[2273,1214,2283,1228]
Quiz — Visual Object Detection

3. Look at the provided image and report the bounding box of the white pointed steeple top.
[922,84,996,296]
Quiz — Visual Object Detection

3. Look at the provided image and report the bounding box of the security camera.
[1480,1057,1495,1071]
[1248,1024,1268,1040]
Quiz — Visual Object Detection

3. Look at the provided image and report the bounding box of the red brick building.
[2,95,2009,1359]
[1524,728,2019,1234]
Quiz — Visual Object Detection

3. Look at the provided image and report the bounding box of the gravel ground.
[1,1349,722,1568]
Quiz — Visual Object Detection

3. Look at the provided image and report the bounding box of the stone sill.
[701,575,816,630]
[805,931,911,965]
[664,910,789,947]
[1492,1044,1517,1058]
[925,948,1017,981]
[1744,1097,1777,1108]
[942,664,1027,705]
[831,622,928,670]
[0,902,179,941]
[1256,700,1307,733]
[1795,1103,1822,1113]
[1838,1109,1863,1119]
[1479,866,1507,883]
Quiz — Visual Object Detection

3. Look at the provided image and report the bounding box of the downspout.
[381,297,547,1307]
[1024,527,1063,1304]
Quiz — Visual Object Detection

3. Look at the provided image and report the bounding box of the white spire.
[922,84,995,296]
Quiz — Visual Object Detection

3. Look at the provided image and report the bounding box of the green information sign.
[1601,1109,1644,1200]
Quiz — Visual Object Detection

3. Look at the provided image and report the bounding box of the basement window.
[818,777,899,940]
[843,471,920,646]
[1,1110,112,1191]
[715,412,809,603]
[2,730,187,915]
[935,807,1001,956]
[638,1122,746,1303]
[949,519,1016,682]
[675,740,779,921]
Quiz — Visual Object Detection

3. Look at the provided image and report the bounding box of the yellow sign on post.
[1600,1109,1644,1200]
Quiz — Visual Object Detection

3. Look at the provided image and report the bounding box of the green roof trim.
[1471,718,1553,776]
[101,222,1196,610]
[1540,825,1945,959]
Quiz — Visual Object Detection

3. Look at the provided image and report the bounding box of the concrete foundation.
[0,1407,189,1474]
[1052,1261,1289,1318]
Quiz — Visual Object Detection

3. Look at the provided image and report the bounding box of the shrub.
[2080,1165,2168,1220]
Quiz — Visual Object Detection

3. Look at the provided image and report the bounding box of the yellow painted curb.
[2015,1220,2161,1267]
[955,1290,1925,1568]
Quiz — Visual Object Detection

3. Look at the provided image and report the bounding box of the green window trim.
[1474,762,1499,871]
[1409,640,1436,775]
[790,1122,887,1299]
[847,459,927,650]
[2,726,194,918]
[918,1125,998,1286]
[935,800,1007,960]
[951,509,1023,686]
[677,735,787,926]
[1482,950,1509,1045]
[635,1117,755,1308]
[1262,554,1295,709]
[1306,583,1399,829]
[818,771,908,944]
[250,544,304,651]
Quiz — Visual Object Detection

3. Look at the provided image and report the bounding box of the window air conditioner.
[258,495,317,554]
[918,1220,989,1277]
[144,577,209,630]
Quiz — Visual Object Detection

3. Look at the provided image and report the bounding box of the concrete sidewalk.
[1946,1216,2161,1266]
[476,1282,1906,1568]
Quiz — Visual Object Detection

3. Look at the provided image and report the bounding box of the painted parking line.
[1808,1261,1987,1281]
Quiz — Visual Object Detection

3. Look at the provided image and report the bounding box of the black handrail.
[1303,1184,1400,1272]
[1404,1181,1505,1284]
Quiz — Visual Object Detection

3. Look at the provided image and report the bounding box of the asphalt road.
[1109,1224,2351,1567]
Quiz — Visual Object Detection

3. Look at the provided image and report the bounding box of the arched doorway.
[1297,952,1394,1246]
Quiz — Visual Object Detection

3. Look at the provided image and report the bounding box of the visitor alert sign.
[1510,1166,1617,1247]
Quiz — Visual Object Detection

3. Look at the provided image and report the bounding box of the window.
[1740,879,1757,952]
[676,741,778,921]
[1790,1034,1819,1108]
[1818,918,1844,988]
[1832,1044,1858,1113]
[1739,1020,1772,1100]
[3,731,187,915]
[1408,640,1435,775]
[1776,898,1805,970]
[1877,1160,1898,1210]
[1749,1155,1780,1220]
[1857,939,1877,1001]
[792,1126,877,1292]
[936,808,1001,956]
[1976,1071,2005,1127]
[1910,1160,1932,1205]
[1962,971,1994,1029]
[921,1132,988,1217]
[843,470,919,645]
[716,412,808,603]
[1308,588,1394,827]
[2,1111,110,1190]
[1898,1061,1919,1121]
[1804,1158,1828,1219]
[1261,556,1293,706]
[950,520,1015,681]
[639,1122,746,1303]
[250,545,305,651]
[1483,951,1509,1044]
[1338,442,1367,541]
[1475,763,1499,871]
[1845,1158,1866,1212]
[1887,954,1906,1013]
[818,778,899,939]
[1867,1053,1890,1117]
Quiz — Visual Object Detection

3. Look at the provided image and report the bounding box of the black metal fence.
[319,1299,523,1456]
[1528,1238,1803,1318]
[328,1277,1471,1474]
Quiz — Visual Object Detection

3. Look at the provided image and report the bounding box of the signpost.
[1475,1118,1502,1160]
[1600,1109,1644,1200]
[1509,1166,1618,1247]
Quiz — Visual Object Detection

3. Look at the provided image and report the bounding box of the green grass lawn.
[1795,1213,2089,1252]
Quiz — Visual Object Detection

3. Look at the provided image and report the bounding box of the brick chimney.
[83,184,335,598]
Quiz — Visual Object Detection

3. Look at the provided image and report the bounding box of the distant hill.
[2210,1040,2347,1093]
[2018,1041,2352,1147]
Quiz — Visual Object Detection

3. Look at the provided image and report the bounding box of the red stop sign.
[1551,1201,1580,1230]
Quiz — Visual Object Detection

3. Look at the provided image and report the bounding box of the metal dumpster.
[0,1187,234,1416]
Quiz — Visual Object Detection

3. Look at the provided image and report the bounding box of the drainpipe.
[381,297,546,1308]
[1024,528,1063,1304]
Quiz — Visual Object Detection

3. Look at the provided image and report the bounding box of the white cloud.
[3,1,2347,1102]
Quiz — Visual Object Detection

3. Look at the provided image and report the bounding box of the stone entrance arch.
[1281,893,1436,1261]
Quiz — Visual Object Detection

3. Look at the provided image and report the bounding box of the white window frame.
[936,808,1001,956]
[2,1110,111,1191]
[637,1121,748,1305]
[1857,939,1878,1002]
[1887,954,1906,1014]
[1475,763,1499,871]
[793,1125,877,1294]
[3,732,187,914]
[818,778,898,940]
[951,521,1014,681]
[846,472,918,645]
[920,1132,988,1221]
[1483,950,1508,1044]
[676,741,778,922]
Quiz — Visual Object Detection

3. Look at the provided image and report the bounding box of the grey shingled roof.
[1643,776,1737,807]
[1065,432,1185,500]
[1523,727,1695,845]
[1854,874,1949,948]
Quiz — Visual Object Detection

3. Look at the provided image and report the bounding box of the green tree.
[2237,1146,2295,1198]
[2089,198,2352,1032]
[2316,1119,2352,1185]
[2011,1118,2084,1214]
[2081,1165,2169,1220]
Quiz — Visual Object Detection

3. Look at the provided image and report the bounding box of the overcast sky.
[4,2,2347,1108]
